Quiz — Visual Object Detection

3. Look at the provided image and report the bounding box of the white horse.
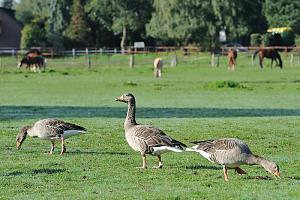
[154,58,163,78]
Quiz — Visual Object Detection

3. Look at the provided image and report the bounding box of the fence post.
[11,49,15,57]
[114,48,117,54]
[290,53,294,66]
[211,53,215,67]
[99,48,103,56]
[171,53,177,67]
[129,54,134,68]
[86,55,91,68]
[72,48,75,60]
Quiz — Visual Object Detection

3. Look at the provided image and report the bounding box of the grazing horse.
[253,49,283,69]
[227,48,237,71]
[154,58,163,78]
[18,56,45,72]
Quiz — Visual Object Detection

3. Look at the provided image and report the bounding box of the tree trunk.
[120,26,127,50]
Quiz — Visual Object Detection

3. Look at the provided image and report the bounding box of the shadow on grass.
[1,106,300,120]
[185,164,221,170]
[67,150,128,155]
[3,171,24,177]
[32,168,66,175]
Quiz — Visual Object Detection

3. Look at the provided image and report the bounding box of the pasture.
[0,52,300,199]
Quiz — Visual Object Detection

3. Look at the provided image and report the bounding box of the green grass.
[0,53,300,199]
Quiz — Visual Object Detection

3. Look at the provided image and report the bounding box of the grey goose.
[187,138,280,181]
[115,93,187,169]
[16,118,86,154]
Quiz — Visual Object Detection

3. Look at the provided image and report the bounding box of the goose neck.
[125,101,137,127]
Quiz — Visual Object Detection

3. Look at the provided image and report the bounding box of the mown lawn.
[0,53,300,199]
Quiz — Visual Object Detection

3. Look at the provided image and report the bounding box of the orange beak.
[274,170,280,178]
[115,95,124,102]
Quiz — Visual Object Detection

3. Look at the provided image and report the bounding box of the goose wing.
[191,138,251,164]
[132,125,186,149]
[43,119,86,137]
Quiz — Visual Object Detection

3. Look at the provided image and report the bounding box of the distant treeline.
[2,0,300,49]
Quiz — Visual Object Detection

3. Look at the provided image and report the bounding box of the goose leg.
[153,155,163,169]
[49,141,55,154]
[60,136,66,155]
[235,167,247,175]
[136,153,147,169]
[223,166,229,181]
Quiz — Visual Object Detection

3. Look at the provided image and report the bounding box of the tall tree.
[264,0,300,34]
[147,0,266,48]
[86,0,153,49]
[1,0,14,9]
[66,0,91,46]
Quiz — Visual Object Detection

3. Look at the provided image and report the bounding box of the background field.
[0,53,300,199]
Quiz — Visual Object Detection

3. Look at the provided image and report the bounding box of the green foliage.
[281,30,295,46]
[20,23,47,48]
[295,35,300,46]
[147,0,266,48]
[86,0,153,49]
[1,0,14,9]
[65,0,91,46]
[250,33,262,46]
[264,0,300,34]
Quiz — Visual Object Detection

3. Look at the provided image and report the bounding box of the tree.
[264,0,300,34]
[46,0,72,49]
[86,0,153,49]
[20,23,47,48]
[1,0,14,9]
[66,0,91,46]
[147,0,266,48]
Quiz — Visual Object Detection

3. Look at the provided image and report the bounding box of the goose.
[16,118,86,155]
[187,138,280,181]
[115,93,187,169]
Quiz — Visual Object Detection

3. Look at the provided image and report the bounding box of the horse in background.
[154,58,163,78]
[18,56,45,72]
[253,49,283,69]
[227,48,237,71]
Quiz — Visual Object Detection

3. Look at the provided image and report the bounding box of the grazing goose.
[16,118,86,155]
[187,138,280,181]
[115,93,187,168]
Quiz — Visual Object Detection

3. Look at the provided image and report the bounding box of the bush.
[295,35,300,46]
[262,33,272,46]
[281,30,295,46]
[20,24,47,48]
[250,33,261,46]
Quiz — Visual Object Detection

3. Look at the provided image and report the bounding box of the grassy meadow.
[0,52,300,199]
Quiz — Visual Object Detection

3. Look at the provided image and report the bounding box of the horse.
[253,49,283,69]
[26,50,42,58]
[18,56,45,72]
[227,48,237,71]
[154,58,163,78]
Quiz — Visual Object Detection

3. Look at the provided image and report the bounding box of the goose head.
[115,93,135,104]
[16,126,31,150]
[261,159,280,178]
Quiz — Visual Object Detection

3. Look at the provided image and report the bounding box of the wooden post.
[72,48,75,60]
[86,56,91,68]
[211,53,215,67]
[290,53,294,66]
[129,54,134,68]
[171,54,177,67]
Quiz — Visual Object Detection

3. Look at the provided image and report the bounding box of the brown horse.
[253,49,283,69]
[227,48,237,71]
[18,56,45,72]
